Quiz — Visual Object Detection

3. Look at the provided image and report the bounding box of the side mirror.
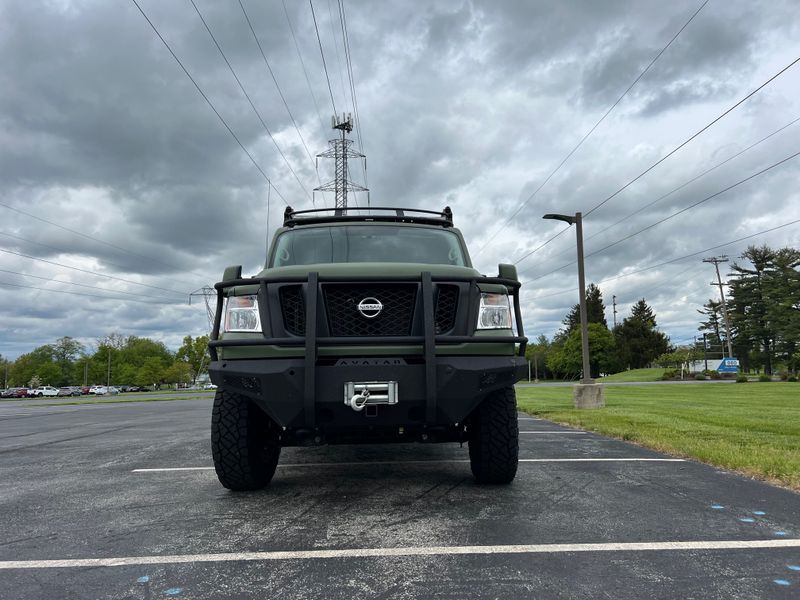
[498,263,518,281]
[222,265,242,282]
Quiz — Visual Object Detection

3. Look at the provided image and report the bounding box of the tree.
[548,323,615,379]
[52,337,85,386]
[562,283,608,332]
[176,335,210,385]
[697,299,724,356]
[164,361,192,385]
[525,335,553,380]
[135,357,166,388]
[10,345,59,387]
[614,299,670,369]
[729,246,776,374]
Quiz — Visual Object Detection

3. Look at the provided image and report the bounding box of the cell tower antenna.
[314,113,368,212]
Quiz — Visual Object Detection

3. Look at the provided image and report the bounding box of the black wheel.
[468,387,519,484]
[211,388,281,491]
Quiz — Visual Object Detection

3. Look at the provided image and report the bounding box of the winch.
[344,381,398,412]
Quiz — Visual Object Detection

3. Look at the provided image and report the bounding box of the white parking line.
[2,538,797,569]
[132,458,685,473]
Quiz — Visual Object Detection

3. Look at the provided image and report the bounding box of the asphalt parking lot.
[1,396,798,599]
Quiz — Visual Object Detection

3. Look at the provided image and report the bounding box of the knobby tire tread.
[468,387,519,484]
[211,388,280,491]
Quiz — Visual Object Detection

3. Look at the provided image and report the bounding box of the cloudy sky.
[1,0,799,359]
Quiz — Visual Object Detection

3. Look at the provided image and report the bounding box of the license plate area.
[343,381,399,405]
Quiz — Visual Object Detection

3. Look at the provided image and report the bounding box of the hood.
[254,262,484,280]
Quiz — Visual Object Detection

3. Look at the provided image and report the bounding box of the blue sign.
[717,358,739,373]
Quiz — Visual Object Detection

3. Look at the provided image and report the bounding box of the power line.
[512,53,800,267]
[129,0,289,206]
[583,55,800,218]
[326,0,349,111]
[524,149,800,281]
[188,0,312,203]
[0,231,201,288]
[477,0,710,255]
[549,114,800,261]
[0,268,179,302]
[309,0,338,115]
[282,0,326,133]
[237,0,317,169]
[523,217,800,301]
[337,0,368,188]
[0,247,190,296]
[0,201,194,276]
[0,280,171,304]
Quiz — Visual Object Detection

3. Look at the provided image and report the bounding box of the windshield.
[271,225,467,267]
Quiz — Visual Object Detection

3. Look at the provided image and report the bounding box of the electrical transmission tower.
[314,113,368,212]
[190,286,217,334]
[702,256,735,359]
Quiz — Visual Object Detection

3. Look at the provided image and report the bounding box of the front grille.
[280,286,306,336]
[434,285,459,333]
[324,284,416,336]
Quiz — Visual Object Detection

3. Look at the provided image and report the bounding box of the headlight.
[223,295,262,332]
[477,292,512,330]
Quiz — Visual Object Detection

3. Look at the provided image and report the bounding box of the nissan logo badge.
[357,297,383,319]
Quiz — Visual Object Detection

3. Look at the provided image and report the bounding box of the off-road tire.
[211,388,281,491]
[468,387,519,484]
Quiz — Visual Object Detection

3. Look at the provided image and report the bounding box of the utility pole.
[612,295,618,328]
[703,333,708,372]
[703,256,734,359]
[107,350,111,387]
[314,113,368,212]
[83,361,88,386]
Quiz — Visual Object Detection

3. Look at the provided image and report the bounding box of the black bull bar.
[208,272,527,428]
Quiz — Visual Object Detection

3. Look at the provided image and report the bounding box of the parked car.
[89,386,107,395]
[14,388,31,398]
[203,383,218,390]
[107,386,120,395]
[31,386,59,397]
[80,386,91,395]
[57,387,82,397]
[1,388,18,398]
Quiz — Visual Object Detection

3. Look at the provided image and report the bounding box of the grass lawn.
[598,368,666,382]
[516,383,800,490]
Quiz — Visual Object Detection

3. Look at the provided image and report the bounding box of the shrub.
[788,376,798,383]
[661,369,678,380]
[709,371,722,380]
[758,374,772,382]
[779,371,789,381]
[736,375,748,383]
[694,373,706,380]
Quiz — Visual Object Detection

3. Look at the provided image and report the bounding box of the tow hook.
[348,387,370,411]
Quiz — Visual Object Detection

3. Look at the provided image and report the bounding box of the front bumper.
[209,354,527,431]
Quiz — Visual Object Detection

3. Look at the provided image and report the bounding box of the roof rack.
[283,206,454,228]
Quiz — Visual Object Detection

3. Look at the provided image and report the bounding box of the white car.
[89,386,108,395]
[32,386,59,397]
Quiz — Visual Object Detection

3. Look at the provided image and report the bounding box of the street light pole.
[574,212,593,384]
[543,212,604,408]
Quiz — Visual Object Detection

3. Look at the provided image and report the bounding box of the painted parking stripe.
[2,539,798,570]
[132,458,685,473]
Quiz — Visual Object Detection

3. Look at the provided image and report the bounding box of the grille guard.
[208,272,527,428]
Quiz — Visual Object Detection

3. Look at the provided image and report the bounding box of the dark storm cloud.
[1,0,799,358]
